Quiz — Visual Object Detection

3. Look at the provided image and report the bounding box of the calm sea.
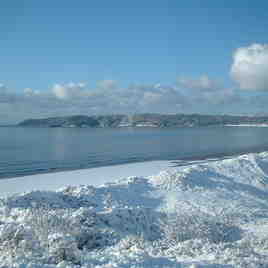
[1,126,268,179]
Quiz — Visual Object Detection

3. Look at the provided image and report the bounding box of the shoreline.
[2,145,268,181]
[1,148,268,197]
[0,160,176,197]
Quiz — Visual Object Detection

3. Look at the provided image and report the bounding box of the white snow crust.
[1,152,268,267]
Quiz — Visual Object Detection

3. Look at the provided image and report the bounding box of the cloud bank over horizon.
[1,43,268,123]
[0,78,240,124]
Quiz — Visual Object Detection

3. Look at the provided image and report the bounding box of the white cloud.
[178,75,219,91]
[97,80,117,90]
[52,83,86,100]
[0,84,7,93]
[24,88,40,96]
[231,43,268,90]
[176,75,233,104]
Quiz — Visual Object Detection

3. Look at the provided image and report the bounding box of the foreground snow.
[1,152,268,267]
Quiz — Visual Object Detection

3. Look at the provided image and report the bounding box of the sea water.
[1,126,268,179]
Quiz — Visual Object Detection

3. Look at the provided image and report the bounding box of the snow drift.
[1,152,268,267]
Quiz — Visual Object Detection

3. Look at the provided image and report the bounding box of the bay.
[1,126,268,179]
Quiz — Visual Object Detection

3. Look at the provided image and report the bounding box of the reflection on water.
[52,128,69,161]
[1,126,268,179]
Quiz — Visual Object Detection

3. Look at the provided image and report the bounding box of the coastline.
[2,148,268,197]
[0,160,176,197]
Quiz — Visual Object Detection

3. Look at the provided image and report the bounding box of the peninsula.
[18,113,268,128]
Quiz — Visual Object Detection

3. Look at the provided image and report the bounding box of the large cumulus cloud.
[231,44,268,90]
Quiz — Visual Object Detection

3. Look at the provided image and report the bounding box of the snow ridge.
[1,152,268,267]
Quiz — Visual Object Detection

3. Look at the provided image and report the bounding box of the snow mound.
[1,152,268,267]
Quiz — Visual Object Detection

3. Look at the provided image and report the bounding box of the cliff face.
[18,113,268,128]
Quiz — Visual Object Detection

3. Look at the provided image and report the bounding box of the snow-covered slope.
[1,152,268,267]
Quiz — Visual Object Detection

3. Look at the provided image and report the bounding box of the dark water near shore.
[1,126,268,179]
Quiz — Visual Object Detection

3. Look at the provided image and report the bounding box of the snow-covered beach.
[1,152,268,267]
[0,160,177,197]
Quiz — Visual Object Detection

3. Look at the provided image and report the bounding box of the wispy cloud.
[177,75,220,91]
[177,75,234,105]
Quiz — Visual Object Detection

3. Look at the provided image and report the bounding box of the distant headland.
[17,113,268,128]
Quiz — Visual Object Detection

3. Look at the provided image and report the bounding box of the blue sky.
[1,1,268,122]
